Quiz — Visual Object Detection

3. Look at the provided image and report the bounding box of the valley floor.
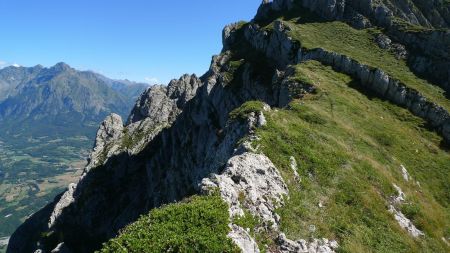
[0,135,88,245]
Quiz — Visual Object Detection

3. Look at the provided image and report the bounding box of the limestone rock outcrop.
[127,74,201,124]
[202,152,288,227]
[228,225,260,253]
[89,113,124,168]
[389,184,425,238]
[277,233,339,253]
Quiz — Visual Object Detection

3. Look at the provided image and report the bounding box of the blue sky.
[0,0,261,84]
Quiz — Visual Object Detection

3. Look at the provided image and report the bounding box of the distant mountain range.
[0,62,148,245]
[0,62,148,138]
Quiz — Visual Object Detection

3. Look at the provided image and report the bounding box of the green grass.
[98,195,239,253]
[223,59,245,85]
[391,16,430,33]
[251,61,450,252]
[121,129,133,149]
[120,124,167,152]
[283,20,450,112]
[229,101,266,121]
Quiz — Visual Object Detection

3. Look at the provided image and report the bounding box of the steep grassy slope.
[255,61,449,252]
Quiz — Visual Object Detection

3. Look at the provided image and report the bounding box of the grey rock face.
[128,75,201,124]
[277,233,339,253]
[255,0,295,21]
[9,2,449,252]
[223,22,244,51]
[388,206,425,238]
[127,85,174,124]
[127,74,201,124]
[0,237,9,248]
[290,156,301,182]
[244,20,297,68]
[8,71,204,253]
[201,128,339,253]
[275,67,316,107]
[6,201,58,253]
[374,34,408,59]
[282,0,450,29]
[375,33,393,49]
[400,165,410,182]
[121,74,202,155]
[444,122,450,140]
[48,184,76,228]
[202,152,288,228]
[228,225,260,253]
[50,243,70,253]
[200,120,288,253]
[167,74,201,106]
[389,184,425,238]
[89,113,124,167]
[46,114,125,242]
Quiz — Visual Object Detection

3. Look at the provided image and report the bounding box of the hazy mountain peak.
[51,62,72,72]
[0,63,147,134]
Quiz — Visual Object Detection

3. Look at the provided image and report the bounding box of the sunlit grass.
[253,61,449,252]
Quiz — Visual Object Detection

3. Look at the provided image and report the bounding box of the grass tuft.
[229,101,266,122]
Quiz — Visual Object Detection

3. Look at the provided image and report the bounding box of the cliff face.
[9,1,450,253]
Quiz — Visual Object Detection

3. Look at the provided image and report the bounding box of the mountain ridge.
[8,1,450,252]
[0,62,149,137]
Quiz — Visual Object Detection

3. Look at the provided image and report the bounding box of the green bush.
[98,195,239,253]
